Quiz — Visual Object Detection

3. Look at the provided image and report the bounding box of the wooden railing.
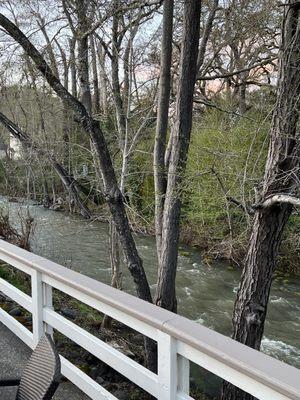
[0,239,299,400]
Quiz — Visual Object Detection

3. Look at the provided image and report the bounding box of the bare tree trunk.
[75,0,92,114]
[155,0,202,312]
[101,218,122,329]
[31,167,37,200]
[90,34,101,114]
[26,167,30,200]
[154,0,174,261]
[51,177,56,204]
[222,3,300,399]
[109,0,127,307]
[111,0,127,147]
[52,161,91,219]
[196,0,219,74]
[69,37,78,98]
[238,79,247,114]
[58,43,71,169]
[39,160,51,206]
[97,43,108,117]
[109,219,122,290]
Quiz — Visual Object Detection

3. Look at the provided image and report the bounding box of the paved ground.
[0,322,89,399]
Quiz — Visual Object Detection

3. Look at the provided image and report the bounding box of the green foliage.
[182,108,270,245]
[125,136,155,222]
[0,162,5,180]
[1,84,300,272]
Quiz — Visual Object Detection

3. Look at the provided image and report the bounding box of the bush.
[0,208,35,250]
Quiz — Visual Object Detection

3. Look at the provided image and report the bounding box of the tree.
[0,11,153,306]
[154,0,202,312]
[196,0,280,113]
[154,0,174,261]
[222,2,300,399]
[0,110,94,218]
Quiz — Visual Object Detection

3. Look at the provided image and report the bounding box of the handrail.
[0,239,299,400]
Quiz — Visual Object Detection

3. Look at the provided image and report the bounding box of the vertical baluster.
[31,270,44,346]
[157,331,177,400]
[43,282,53,336]
[178,355,190,394]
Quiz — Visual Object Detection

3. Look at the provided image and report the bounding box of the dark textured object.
[60,308,78,320]
[0,334,61,399]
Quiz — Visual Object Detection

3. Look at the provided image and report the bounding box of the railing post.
[31,270,44,346]
[43,282,53,336]
[178,355,190,395]
[157,331,177,400]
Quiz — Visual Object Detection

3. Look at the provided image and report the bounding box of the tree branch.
[211,167,255,215]
[255,194,300,208]
[197,57,277,81]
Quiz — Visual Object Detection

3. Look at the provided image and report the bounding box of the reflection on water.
[3,200,300,369]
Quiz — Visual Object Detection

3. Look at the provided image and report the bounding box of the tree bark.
[196,0,219,74]
[90,34,101,115]
[111,0,127,147]
[154,0,174,262]
[101,218,122,329]
[75,0,92,114]
[155,0,202,312]
[222,3,300,399]
[69,37,78,98]
[97,42,108,117]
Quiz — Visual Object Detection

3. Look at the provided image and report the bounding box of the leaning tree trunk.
[155,0,202,312]
[0,110,92,218]
[222,3,300,399]
[0,11,155,376]
[0,12,152,309]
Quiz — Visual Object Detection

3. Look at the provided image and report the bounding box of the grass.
[0,262,30,293]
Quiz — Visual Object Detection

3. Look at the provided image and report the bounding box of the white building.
[9,134,22,160]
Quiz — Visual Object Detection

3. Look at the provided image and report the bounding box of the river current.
[3,199,300,373]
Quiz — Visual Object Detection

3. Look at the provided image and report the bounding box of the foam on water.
[233,286,239,294]
[195,313,207,325]
[270,295,290,305]
[184,286,192,296]
[261,337,300,367]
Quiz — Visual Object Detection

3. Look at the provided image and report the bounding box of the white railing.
[0,239,299,400]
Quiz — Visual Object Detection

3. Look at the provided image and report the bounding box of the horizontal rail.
[42,274,158,340]
[0,306,33,348]
[0,278,32,312]
[0,306,118,399]
[44,308,158,397]
[60,356,118,400]
[0,239,299,400]
[177,341,291,400]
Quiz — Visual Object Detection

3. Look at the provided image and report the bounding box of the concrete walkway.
[0,322,89,399]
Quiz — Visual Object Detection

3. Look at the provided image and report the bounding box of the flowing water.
[2,199,300,377]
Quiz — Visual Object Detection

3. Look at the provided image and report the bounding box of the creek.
[2,199,300,394]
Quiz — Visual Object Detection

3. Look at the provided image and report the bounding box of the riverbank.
[6,195,300,277]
